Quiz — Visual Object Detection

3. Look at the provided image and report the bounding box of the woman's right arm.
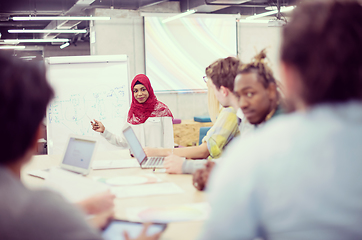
[91,119,128,148]
[101,128,128,148]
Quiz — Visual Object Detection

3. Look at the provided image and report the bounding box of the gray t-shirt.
[0,166,102,240]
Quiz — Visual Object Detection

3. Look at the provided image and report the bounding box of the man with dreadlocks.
[234,49,283,128]
[192,49,282,191]
[198,0,362,239]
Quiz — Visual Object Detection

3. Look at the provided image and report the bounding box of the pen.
[86,113,99,126]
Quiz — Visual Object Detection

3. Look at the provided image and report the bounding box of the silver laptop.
[28,135,98,179]
[122,126,164,169]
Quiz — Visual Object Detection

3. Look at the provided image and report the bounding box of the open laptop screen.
[62,137,96,169]
[123,127,146,164]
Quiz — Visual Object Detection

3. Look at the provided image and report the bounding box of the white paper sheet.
[126,202,210,223]
[92,159,140,170]
[45,168,109,203]
[111,182,184,199]
[27,168,51,179]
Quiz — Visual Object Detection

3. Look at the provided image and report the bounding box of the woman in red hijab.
[91,74,174,149]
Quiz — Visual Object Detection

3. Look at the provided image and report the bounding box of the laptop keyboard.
[143,157,163,168]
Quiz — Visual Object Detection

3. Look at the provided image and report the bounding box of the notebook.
[28,135,98,179]
[122,126,165,169]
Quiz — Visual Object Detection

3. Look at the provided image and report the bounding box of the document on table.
[27,168,51,179]
[92,159,139,170]
[126,202,210,223]
[45,168,109,203]
[93,173,163,186]
[111,182,184,199]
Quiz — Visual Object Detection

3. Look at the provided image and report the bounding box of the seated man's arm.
[173,143,210,159]
[198,140,261,240]
[76,191,115,229]
[145,143,209,159]
[26,190,103,240]
[76,190,115,216]
[145,108,238,160]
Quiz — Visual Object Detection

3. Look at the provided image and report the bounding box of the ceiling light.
[20,56,37,59]
[8,29,87,34]
[3,39,69,44]
[12,16,110,21]
[265,6,278,11]
[246,6,295,20]
[162,10,197,23]
[0,46,26,50]
[237,19,269,23]
[59,42,70,49]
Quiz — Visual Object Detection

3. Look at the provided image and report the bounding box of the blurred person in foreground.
[198,0,362,239]
[0,52,158,240]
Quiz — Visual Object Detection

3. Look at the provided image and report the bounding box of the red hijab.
[127,74,173,125]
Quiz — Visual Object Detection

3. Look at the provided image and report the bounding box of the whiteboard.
[46,55,130,155]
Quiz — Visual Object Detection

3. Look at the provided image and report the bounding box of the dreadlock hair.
[237,49,277,89]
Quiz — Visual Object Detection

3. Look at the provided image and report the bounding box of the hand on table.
[77,190,115,215]
[192,161,216,191]
[124,223,161,240]
[163,154,185,174]
[89,208,114,230]
[91,119,105,133]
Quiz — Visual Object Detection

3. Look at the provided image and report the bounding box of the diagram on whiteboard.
[46,55,130,155]
[48,85,127,135]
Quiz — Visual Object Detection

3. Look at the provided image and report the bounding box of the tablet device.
[102,220,167,240]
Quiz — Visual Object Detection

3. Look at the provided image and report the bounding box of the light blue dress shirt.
[199,101,362,240]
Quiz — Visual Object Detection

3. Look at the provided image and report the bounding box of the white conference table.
[21,150,206,240]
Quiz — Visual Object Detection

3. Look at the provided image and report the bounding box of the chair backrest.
[194,116,211,123]
[199,127,211,145]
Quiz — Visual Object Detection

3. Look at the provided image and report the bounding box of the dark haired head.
[205,57,240,91]
[0,53,54,165]
[281,0,362,105]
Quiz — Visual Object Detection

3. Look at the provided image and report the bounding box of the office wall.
[237,21,282,81]
[90,8,145,78]
[156,92,209,120]
[89,5,282,119]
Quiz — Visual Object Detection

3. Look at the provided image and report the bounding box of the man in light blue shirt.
[199,1,362,239]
